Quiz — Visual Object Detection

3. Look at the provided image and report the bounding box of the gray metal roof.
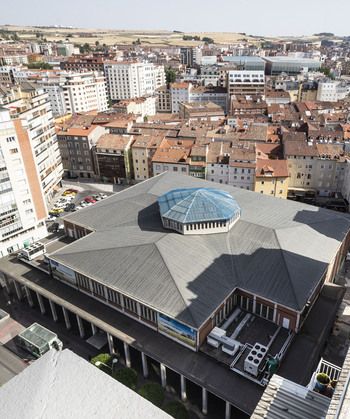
[158,188,241,223]
[251,375,331,419]
[50,172,350,329]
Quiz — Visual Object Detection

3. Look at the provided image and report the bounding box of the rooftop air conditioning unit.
[244,343,268,377]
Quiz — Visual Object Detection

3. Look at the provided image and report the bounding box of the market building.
[1,173,349,417]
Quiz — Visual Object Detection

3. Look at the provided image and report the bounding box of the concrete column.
[36,292,46,315]
[123,342,131,367]
[225,401,231,419]
[202,387,208,415]
[3,274,11,296]
[141,352,148,378]
[13,281,23,301]
[49,300,58,322]
[25,286,34,308]
[160,363,167,389]
[180,374,187,402]
[76,315,85,339]
[62,307,71,330]
[91,323,97,335]
[107,332,115,355]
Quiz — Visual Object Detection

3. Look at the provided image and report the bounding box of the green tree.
[202,37,214,44]
[319,67,334,79]
[138,383,164,407]
[114,367,138,389]
[95,40,100,46]
[163,401,189,419]
[165,68,176,84]
[90,353,114,375]
[27,62,53,70]
[11,32,20,41]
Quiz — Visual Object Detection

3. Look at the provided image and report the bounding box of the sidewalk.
[323,261,350,367]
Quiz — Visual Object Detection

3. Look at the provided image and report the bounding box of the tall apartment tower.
[0,83,63,257]
[103,62,165,101]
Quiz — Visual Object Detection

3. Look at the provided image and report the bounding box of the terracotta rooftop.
[283,141,318,157]
[152,138,194,163]
[256,158,289,178]
[96,134,134,150]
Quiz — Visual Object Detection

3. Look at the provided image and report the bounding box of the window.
[6,137,15,143]
[173,167,178,171]
[10,148,18,154]
[181,167,186,172]
[270,190,274,194]
[261,181,265,185]
[279,190,283,194]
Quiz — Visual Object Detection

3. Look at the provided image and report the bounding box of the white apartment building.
[104,62,165,101]
[0,108,48,257]
[0,55,28,66]
[62,72,108,114]
[19,70,108,116]
[1,84,63,205]
[171,82,192,113]
[0,84,64,257]
[189,87,227,114]
[316,79,350,102]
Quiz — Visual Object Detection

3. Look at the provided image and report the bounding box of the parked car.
[49,208,63,215]
[46,215,57,222]
[63,190,75,197]
[66,188,78,194]
[74,206,83,211]
[93,195,102,201]
[99,193,107,199]
[80,200,88,207]
[85,197,96,204]
[48,222,59,233]
[66,203,75,212]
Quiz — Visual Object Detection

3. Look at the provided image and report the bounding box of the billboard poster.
[158,313,196,348]
[50,260,77,288]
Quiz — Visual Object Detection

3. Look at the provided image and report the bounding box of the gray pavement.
[0,345,27,386]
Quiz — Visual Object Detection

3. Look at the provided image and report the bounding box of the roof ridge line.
[183,189,199,224]
[155,239,198,328]
[272,228,300,309]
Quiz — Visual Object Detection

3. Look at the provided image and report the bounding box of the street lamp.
[95,358,118,374]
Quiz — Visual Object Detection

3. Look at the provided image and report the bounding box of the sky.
[1,0,350,37]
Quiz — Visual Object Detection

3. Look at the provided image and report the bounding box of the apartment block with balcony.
[104,62,165,101]
[226,71,265,113]
[94,134,135,181]
[0,103,55,257]
[2,82,63,205]
[56,125,105,178]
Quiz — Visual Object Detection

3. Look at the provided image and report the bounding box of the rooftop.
[48,173,350,330]
[0,349,170,419]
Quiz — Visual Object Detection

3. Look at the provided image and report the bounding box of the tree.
[114,367,138,389]
[11,32,20,41]
[165,68,176,84]
[163,401,189,419]
[90,353,114,375]
[202,37,214,44]
[319,67,334,79]
[138,383,164,407]
[27,62,53,70]
[95,41,99,46]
